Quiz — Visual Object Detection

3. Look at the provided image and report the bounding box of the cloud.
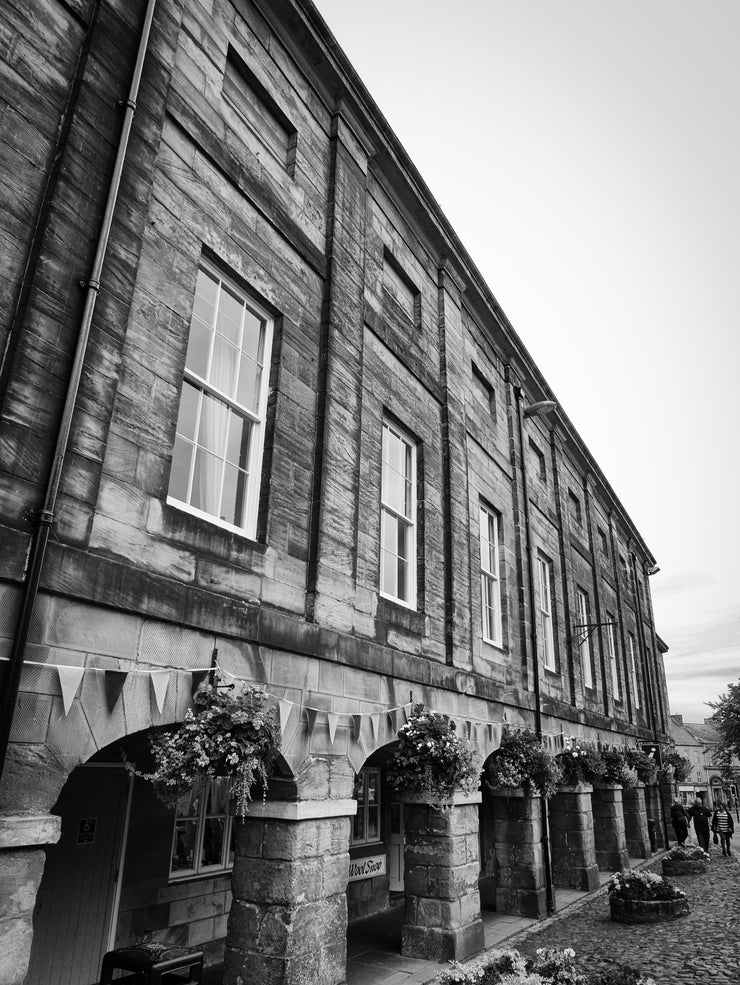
[651,572,716,597]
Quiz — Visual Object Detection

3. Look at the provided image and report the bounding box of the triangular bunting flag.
[58,665,85,716]
[371,714,380,743]
[487,723,494,744]
[328,713,339,745]
[279,699,293,735]
[352,714,362,742]
[388,709,398,734]
[191,670,209,697]
[306,708,319,736]
[150,670,170,714]
[104,670,127,712]
[400,704,411,724]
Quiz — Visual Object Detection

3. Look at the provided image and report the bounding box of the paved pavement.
[511,845,740,984]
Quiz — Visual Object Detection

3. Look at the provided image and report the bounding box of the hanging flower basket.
[387,704,481,813]
[600,749,639,789]
[485,726,562,798]
[555,744,605,786]
[126,681,281,817]
[625,748,659,786]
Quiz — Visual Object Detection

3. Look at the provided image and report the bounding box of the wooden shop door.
[26,765,131,985]
[388,800,405,891]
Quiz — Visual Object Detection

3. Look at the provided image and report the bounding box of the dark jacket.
[689,804,712,831]
[670,803,688,826]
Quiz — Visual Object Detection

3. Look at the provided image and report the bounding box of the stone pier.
[591,783,629,871]
[644,784,667,849]
[402,793,484,962]
[622,783,651,859]
[224,799,354,985]
[0,815,61,985]
[486,788,547,918]
[549,784,599,891]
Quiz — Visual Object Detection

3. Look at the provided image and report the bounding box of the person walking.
[688,795,712,853]
[712,801,735,856]
[670,799,689,846]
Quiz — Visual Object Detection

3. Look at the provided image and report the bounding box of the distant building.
[670,715,739,809]
[0,1,672,984]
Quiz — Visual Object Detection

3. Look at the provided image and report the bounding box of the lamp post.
[513,384,557,913]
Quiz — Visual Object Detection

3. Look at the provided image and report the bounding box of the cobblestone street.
[512,848,740,983]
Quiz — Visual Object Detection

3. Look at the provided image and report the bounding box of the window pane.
[221,463,248,527]
[192,447,223,516]
[172,820,197,872]
[210,336,239,397]
[227,822,236,868]
[237,354,262,412]
[242,309,264,362]
[198,392,230,456]
[353,811,365,842]
[207,779,230,815]
[367,806,379,841]
[216,286,244,346]
[201,817,225,867]
[169,436,193,503]
[193,268,218,322]
[176,382,200,441]
[225,413,252,468]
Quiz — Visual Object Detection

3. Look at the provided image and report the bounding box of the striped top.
[714,810,731,832]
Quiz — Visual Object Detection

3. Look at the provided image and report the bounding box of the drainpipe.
[630,552,670,849]
[0,0,159,786]
[513,384,555,914]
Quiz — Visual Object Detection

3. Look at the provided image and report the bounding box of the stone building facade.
[670,716,740,810]
[0,1,672,983]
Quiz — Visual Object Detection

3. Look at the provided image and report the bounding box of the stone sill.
[0,813,61,848]
[230,798,357,821]
[399,790,482,806]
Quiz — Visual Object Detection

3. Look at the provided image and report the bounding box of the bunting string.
[0,655,641,753]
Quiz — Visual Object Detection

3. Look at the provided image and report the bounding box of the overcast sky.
[312,0,740,722]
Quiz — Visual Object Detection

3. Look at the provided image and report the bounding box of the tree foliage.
[708,678,740,778]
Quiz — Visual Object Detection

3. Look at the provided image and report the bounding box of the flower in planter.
[608,868,686,902]
[666,845,710,862]
[555,744,605,785]
[485,727,563,798]
[126,681,281,817]
[387,705,481,812]
[531,946,588,985]
[601,749,639,788]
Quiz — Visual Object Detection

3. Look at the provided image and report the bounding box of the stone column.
[549,783,599,891]
[644,784,666,849]
[622,783,651,859]
[0,814,61,985]
[487,788,547,917]
[224,798,355,985]
[591,783,629,871]
[402,792,484,962]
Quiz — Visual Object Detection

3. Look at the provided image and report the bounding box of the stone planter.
[662,858,709,876]
[609,895,690,924]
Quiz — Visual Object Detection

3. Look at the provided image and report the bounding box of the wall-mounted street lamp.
[513,384,558,913]
[647,564,660,576]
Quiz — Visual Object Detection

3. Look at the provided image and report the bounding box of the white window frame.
[169,778,234,880]
[606,615,620,700]
[577,588,594,689]
[167,261,273,539]
[628,633,640,709]
[537,556,556,671]
[352,768,382,847]
[479,505,503,647]
[380,419,417,608]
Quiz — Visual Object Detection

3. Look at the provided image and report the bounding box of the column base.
[402,919,484,962]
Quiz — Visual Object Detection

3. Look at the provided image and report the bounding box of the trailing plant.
[608,869,686,903]
[555,744,605,785]
[624,748,658,785]
[126,682,281,817]
[600,749,638,788]
[486,727,563,798]
[387,705,481,812]
[659,750,692,783]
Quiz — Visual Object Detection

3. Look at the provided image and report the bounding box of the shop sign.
[348,854,386,882]
[77,817,97,845]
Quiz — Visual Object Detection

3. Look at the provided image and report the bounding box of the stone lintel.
[399,791,482,806]
[0,814,62,848]
[240,798,357,821]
